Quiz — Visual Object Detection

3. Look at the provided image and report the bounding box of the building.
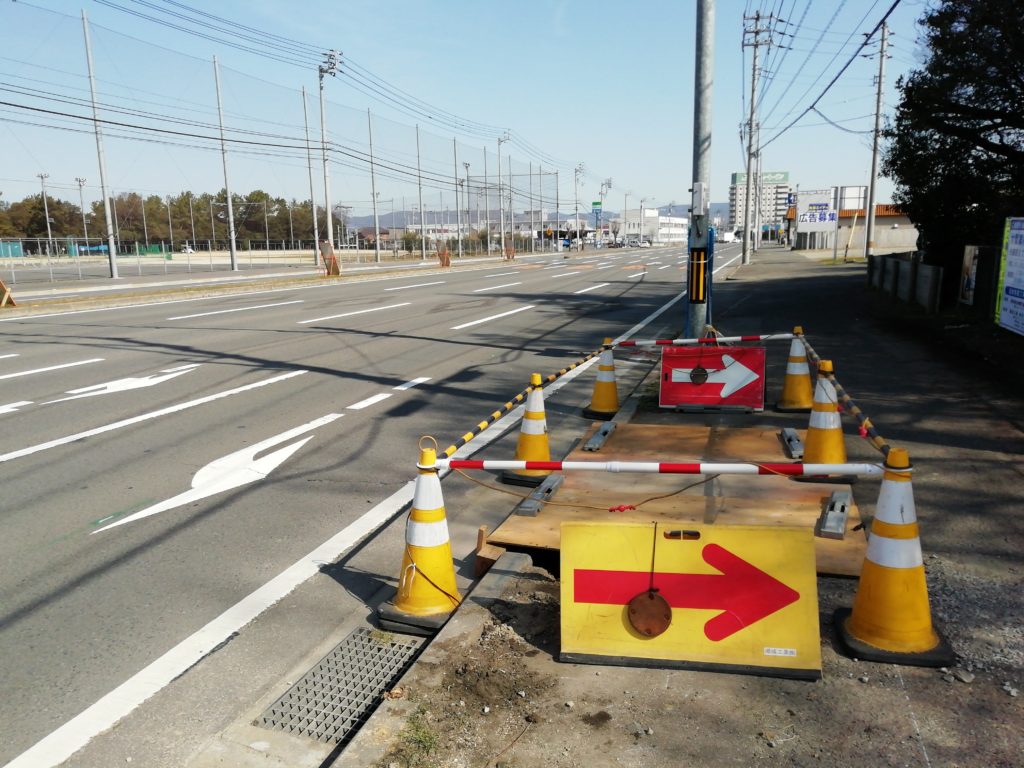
[728,171,792,233]
[783,203,919,253]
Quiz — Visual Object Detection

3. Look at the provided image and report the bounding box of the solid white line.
[0,353,19,360]
[0,370,307,464]
[167,300,303,321]
[473,282,522,292]
[574,283,610,294]
[549,271,580,278]
[451,304,535,330]
[714,253,743,274]
[299,302,410,324]
[486,271,518,277]
[5,286,687,768]
[384,281,445,291]
[347,393,393,410]
[393,376,430,391]
[0,357,104,382]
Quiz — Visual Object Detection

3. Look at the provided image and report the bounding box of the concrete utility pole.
[75,177,89,243]
[741,9,769,266]
[37,173,53,255]
[301,87,320,265]
[369,109,380,262]
[864,21,888,260]
[688,0,715,336]
[497,133,508,255]
[319,50,339,250]
[463,161,471,248]
[417,126,426,260]
[82,10,118,277]
[454,138,463,258]
[213,55,238,270]
[574,163,584,251]
[188,192,196,250]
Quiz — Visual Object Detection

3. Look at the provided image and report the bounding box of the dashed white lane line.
[549,271,580,278]
[473,282,522,293]
[574,283,610,294]
[393,377,430,391]
[0,353,19,360]
[0,370,307,464]
[627,272,646,279]
[486,271,518,277]
[0,357,104,382]
[298,303,410,325]
[384,281,445,291]
[167,300,303,321]
[451,304,536,330]
[347,393,392,410]
[595,265,616,270]
[658,265,673,270]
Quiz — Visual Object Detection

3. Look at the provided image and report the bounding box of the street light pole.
[75,177,89,244]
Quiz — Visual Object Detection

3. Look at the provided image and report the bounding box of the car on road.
[639,241,650,248]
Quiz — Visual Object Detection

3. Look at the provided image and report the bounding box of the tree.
[882,0,1024,300]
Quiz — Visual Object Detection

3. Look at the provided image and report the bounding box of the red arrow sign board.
[659,345,766,411]
[560,522,821,678]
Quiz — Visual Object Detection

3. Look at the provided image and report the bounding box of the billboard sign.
[796,189,836,233]
[731,171,790,185]
[996,218,1024,336]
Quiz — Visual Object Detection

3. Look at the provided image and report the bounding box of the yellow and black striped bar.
[799,335,891,457]
[441,344,609,458]
[688,248,708,303]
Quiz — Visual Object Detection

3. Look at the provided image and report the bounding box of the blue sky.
[1,0,931,216]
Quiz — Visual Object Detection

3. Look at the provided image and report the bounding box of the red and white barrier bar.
[615,333,795,348]
[436,459,882,476]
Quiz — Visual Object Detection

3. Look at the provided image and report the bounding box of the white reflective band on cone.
[865,534,924,569]
[600,349,614,365]
[809,410,842,429]
[520,418,547,435]
[786,360,810,374]
[525,389,544,412]
[815,377,838,402]
[875,481,917,524]
[411,475,444,510]
[406,519,451,547]
[596,369,616,382]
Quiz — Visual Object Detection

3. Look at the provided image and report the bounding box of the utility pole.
[82,10,118,277]
[167,196,174,251]
[369,109,380,262]
[141,196,149,247]
[507,155,514,250]
[188,192,196,250]
[319,50,339,250]
[213,55,238,270]
[497,133,508,255]
[75,177,89,243]
[529,162,534,253]
[574,163,584,251]
[454,138,463,258]
[555,170,560,252]
[690,0,715,337]
[417,125,426,260]
[463,161,471,250]
[864,21,888,259]
[741,10,769,266]
[37,173,53,255]
[483,146,490,252]
[302,87,320,265]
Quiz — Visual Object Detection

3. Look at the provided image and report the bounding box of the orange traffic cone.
[835,448,953,666]
[803,359,846,464]
[775,326,813,412]
[378,443,461,634]
[582,338,620,420]
[502,373,551,487]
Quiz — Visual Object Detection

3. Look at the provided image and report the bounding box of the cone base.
[378,599,453,637]
[582,405,616,421]
[775,403,812,413]
[834,607,955,667]
[501,469,548,487]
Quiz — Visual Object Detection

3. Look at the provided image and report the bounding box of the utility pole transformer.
[864,21,888,259]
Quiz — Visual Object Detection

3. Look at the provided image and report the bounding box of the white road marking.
[549,271,580,278]
[299,303,410,324]
[627,272,646,279]
[714,252,743,274]
[167,300,303,321]
[384,281,445,291]
[393,377,430,391]
[451,304,536,330]
[0,357,104,382]
[0,401,33,414]
[473,282,522,292]
[0,353,19,360]
[658,264,672,270]
[574,283,610,294]
[4,288,685,768]
[93,413,342,533]
[486,271,518,277]
[0,370,307,464]
[347,393,392,410]
[595,265,616,270]
[46,364,201,403]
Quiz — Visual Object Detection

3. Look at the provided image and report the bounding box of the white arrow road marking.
[670,354,759,397]
[92,413,342,533]
[0,370,307,464]
[45,364,201,403]
[0,358,104,382]
[298,303,410,325]
[0,401,33,414]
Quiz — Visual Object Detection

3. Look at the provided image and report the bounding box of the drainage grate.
[257,627,421,745]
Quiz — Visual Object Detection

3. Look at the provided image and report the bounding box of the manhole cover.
[257,627,421,745]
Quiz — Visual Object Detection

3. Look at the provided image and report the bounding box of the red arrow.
[573,543,799,641]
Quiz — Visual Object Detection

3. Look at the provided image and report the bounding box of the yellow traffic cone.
[582,338,620,420]
[803,359,847,464]
[775,326,813,412]
[502,373,552,487]
[379,444,461,634]
[835,448,953,666]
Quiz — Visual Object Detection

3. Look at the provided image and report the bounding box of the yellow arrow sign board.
[560,522,821,679]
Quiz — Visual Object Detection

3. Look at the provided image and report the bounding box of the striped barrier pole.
[436,458,883,477]
[616,333,795,347]
[799,335,891,456]
[441,345,607,458]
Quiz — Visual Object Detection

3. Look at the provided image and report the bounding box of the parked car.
[639,241,651,248]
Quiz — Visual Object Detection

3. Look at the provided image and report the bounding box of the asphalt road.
[0,243,744,766]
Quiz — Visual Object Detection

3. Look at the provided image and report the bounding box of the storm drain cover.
[257,627,421,745]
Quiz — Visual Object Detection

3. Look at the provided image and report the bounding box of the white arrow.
[670,354,759,397]
[47,363,201,403]
[92,412,343,533]
[0,401,33,415]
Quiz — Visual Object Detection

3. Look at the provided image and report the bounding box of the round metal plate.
[689,365,709,385]
[627,590,672,638]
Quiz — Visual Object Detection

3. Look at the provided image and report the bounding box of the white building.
[612,209,687,244]
[728,171,792,233]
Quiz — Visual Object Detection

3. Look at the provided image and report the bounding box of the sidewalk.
[336,247,1022,767]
